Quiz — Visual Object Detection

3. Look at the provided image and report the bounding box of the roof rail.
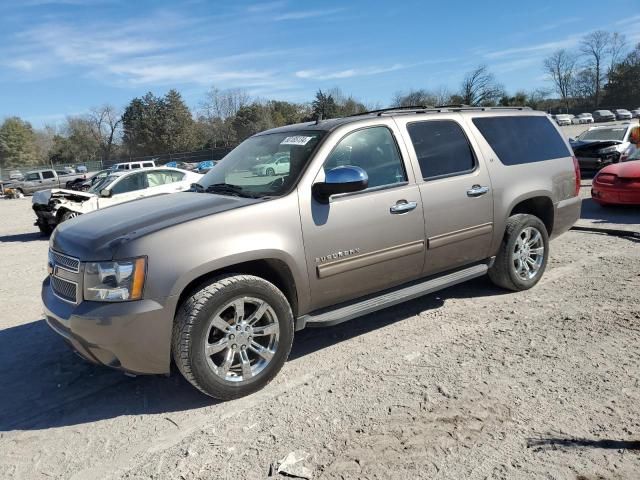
[349,105,432,117]
[349,105,532,118]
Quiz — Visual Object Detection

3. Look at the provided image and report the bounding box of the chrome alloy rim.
[512,226,545,280]
[203,296,280,382]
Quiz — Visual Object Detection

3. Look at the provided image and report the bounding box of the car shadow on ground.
[0,232,47,243]
[580,197,640,226]
[0,277,508,432]
[527,437,640,450]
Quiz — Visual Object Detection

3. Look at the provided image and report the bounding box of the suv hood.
[51,192,260,260]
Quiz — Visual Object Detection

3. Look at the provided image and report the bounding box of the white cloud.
[273,8,344,21]
[483,34,582,59]
[6,59,34,71]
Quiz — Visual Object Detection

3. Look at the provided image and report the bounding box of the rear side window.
[42,171,55,179]
[472,116,570,165]
[407,120,476,179]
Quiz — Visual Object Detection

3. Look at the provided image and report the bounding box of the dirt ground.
[0,182,639,480]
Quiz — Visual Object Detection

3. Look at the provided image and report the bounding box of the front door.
[396,116,494,275]
[97,171,147,208]
[300,125,426,310]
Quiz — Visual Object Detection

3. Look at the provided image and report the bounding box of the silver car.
[613,109,633,120]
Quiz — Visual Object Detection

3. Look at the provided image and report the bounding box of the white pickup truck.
[8,169,87,195]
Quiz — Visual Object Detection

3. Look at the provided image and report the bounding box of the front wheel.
[488,214,549,291]
[265,167,275,176]
[172,274,294,400]
[59,210,80,223]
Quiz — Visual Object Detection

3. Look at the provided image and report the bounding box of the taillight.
[595,173,617,184]
[572,156,581,196]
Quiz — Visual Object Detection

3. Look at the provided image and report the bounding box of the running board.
[296,262,489,330]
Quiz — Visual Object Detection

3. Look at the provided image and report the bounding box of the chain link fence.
[0,148,233,180]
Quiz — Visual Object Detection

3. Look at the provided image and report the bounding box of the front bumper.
[42,276,176,374]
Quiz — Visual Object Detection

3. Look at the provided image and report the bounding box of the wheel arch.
[174,258,300,320]
[508,195,554,236]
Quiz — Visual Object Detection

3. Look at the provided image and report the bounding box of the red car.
[591,160,640,206]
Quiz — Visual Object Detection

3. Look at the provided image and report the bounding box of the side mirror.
[312,166,368,204]
[100,189,112,198]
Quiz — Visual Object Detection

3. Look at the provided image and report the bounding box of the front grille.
[51,276,78,303]
[49,250,80,273]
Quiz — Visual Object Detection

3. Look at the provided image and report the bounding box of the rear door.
[395,115,494,275]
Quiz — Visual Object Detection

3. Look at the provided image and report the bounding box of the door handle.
[466,185,489,197]
[390,200,418,214]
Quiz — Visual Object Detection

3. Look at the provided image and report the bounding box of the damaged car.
[32,167,202,234]
[570,124,637,171]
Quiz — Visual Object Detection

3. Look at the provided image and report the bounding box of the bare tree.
[88,105,122,162]
[580,30,610,107]
[544,49,577,112]
[201,87,250,120]
[459,66,504,106]
[608,32,627,76]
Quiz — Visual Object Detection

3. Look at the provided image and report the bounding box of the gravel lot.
[0,180,639,479]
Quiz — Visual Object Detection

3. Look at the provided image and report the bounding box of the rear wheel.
[488,214,549,291]
[172,274,294,400]
[265,167,275,176]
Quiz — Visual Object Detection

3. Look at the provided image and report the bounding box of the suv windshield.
[197,131,325,198]
[578,127,627,142]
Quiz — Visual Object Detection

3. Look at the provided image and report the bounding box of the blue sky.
[1,0,639,127]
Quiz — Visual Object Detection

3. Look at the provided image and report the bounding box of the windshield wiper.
[204,183,262,198]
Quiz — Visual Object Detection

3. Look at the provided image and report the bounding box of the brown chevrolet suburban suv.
[42,106,582,399]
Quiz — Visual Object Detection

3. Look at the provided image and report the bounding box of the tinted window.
[111,172,146,195]
[324,126,406,189]
[142,162,154,168]
[407,121,476,179]
[473,116,570,165]
[41,171,55,179]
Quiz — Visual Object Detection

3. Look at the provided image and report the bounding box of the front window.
[198,130,325,198]
[578,128,627,142]
[324,126,406,188]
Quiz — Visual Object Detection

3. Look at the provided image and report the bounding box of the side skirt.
[295,259,493,330]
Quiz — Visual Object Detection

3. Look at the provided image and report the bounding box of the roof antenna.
[315,113,323,125]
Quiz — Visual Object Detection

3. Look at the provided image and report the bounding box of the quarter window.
[324,126,406,189]
[407,120,476,179]
[472,116,570,165]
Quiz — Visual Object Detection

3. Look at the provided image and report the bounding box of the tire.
[488,214,549,292]
[59,210,80,223]
[172,274,294,400]
[265,167,275,176]
[38,223,53,236]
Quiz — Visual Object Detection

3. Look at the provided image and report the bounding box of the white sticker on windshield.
[281,135,313,146]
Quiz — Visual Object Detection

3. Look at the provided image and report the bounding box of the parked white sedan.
[32,167,202,234]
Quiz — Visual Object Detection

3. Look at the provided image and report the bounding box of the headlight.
[83,257,146,302]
